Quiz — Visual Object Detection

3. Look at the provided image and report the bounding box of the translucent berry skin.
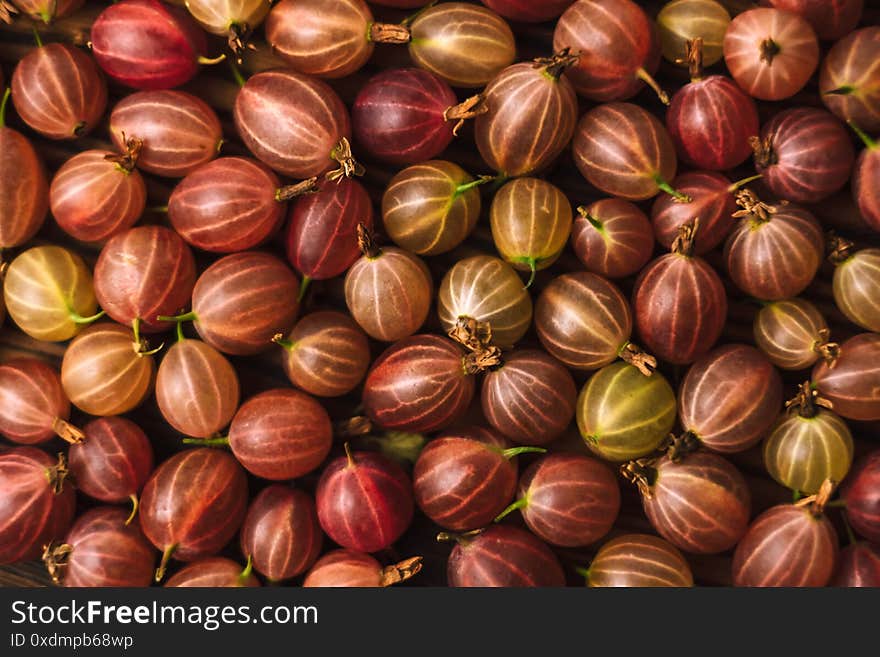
[90,0,209,90]
[553,0,661,102]
[362,335,474,434]
[447,525,565,588]
[11,43,107,140]
[228,388,332,481]
[666,75,759,171]
[587,534,694,587]
[732,503,838,587]
[316,450,414,553]
[168,157,283,253]
[233,70,351,179]
[240,486,322,582]
[516,453,620,548]
[755,107,854,204]
[56,507,155,587]
[139,448,248,562]
[286,178,373,282]
[352,68,458,166]
[50,150,146,243]
[413,429,517,532]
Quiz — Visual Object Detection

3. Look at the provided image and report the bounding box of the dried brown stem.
[664,431,702,462]
[48,453,69,495]
[448,316,493,353]
[42,542,72,585]
[749,135,775,168]
[463,346,503,375]
[443,94,488,136]
[759,38,780,65]
[732,189,779,223]
[369,22,412,44]
[52,417,85,444]
[671,219,699,257]
[618,342,657,376]
[795,478,836,516]
[534,47,580,79]
[356,222,380,258]
[104,133,143,172]
[684,38,704,81]
[812,328,840,366]
[826,233,855,265]
[379,556,423,586]
[327,137,365,182]
[785,381,833,419]
[275,177,319,201]
[227,23,256,64]
[620,459,656,499]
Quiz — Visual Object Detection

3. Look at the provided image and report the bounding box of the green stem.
[848,120,878,150]
[825,499,847,508]
[272,334,295,351]
[198,53,226,66]
[32,27,42,48]
[574,566,591,582]
[825,85,855,96]
[155,544,177,582]
[176,321,185,342]
[654,175,692,202]
[298,276,311,303]
[69,309,105,324]
[182,436,229,447]
[229,59,246,88]
[578,208,604,232]
[453,175,495,198]
[728,173,763,192]
[502,446,546,459]
[792,489,804,503]
[147,205,168,214]
[513,258,538,288]
[238,555,254,585]
[125,494,139,526]
[0,88,9,128]
[157,311,197,323]
[494,497,528,523]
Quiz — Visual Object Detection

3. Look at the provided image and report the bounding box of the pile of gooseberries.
[0,0,879,590]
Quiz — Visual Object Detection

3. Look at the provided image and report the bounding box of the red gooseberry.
[109,90,223,178]
[11,42,107,140]
[50,147,147,243]
[0,448,76,565]
[93,225,196,334]
[90,0,218,90]
[303,551,423,588]
[227,388,332,481]
[240,486,322,582]
[633,220,728,365]
[362,335,476,434]
[316,445,414,553]
[723,7,819,101]
[444,525,566,587]
[553,0,667,104]
[570,199,654,279]
[475,51,578,178]
[140,448,248,580]
[155,337,240,438]
[498,453,620,547]
[44,507,155,587]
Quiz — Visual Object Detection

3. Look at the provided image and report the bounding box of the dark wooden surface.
[0,1,879,588]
